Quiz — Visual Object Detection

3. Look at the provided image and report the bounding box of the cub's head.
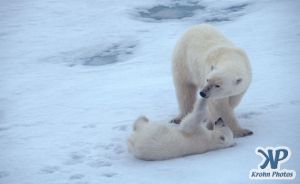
[212,118,235,149]
[199,68,243,99]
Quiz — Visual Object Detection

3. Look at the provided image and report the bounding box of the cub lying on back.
[127,99,235,160]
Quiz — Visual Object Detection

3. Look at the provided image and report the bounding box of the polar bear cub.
[127,99,235,160]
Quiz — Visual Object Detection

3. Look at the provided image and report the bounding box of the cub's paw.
[233,128,253,137]
[170,117,182,124]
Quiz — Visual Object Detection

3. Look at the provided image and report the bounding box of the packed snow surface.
[0,0,299,183]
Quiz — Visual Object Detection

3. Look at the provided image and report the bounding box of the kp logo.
[249,146,296,179]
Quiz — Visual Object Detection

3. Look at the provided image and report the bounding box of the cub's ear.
[215,117,225,127]
[236,78,242,85]
[211,65,215,71]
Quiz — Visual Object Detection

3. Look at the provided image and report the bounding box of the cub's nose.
[199,91,207,98]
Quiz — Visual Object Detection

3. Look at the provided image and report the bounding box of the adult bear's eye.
[215,85,220,88]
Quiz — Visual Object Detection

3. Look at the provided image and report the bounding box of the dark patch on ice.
[69,174,85,180]
[138,3,205,20]
[135,2,250,23]
[0,111,5,123]
[44,41,137,67]
[205,17,231,23]
[0,127,10,132]
[40,166,60,174]
[290,100,300,105]
[0,171,9,178]
[102,172,117,178]
[205,3,250,23]
[81,44,136,66]
[204,3,249,23]
[223,3,248,12]
[238,112,262,119]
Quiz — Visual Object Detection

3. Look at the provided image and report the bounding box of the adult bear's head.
[199,68,243,99]
[200,47,251,99]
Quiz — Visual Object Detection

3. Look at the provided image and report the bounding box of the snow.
[0,0,300,183]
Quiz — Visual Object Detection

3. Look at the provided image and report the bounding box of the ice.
[138,3,205,20]
[134,0,250,23]
[43,41,137,67]
[0,0,300,183]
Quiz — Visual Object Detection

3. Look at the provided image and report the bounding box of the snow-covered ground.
[1,0,299,183]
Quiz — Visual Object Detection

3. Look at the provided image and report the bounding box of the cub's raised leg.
[171,81,197,124]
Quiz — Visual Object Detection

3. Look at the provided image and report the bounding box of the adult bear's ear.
[236,78,242,85]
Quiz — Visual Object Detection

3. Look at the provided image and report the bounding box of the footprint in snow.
[98,143,115,150]
[238,111,262,119]
[88,160,112,168]
[112,124,128,131]
[264,103,282,110]
[113,144,125,155]
[82,124,97,129]
[101,172,118,178]
[40,166,60,174]
[102,142,125,155]
[97,142,125,161]
[64,152,86,165]
[69,173,85,180]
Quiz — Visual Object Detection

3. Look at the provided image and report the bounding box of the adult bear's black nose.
[199,91,207,98]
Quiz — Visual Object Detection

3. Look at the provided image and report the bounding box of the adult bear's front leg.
[208,99,253,137]
[221,110,253,137]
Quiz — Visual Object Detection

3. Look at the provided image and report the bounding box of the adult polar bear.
[172,24,252,137]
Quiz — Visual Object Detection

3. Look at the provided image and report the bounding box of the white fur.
[172,24,252,137]
[127,99,235,161]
